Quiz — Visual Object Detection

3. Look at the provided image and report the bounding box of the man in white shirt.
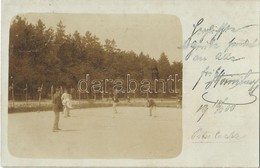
[61,88,72,117]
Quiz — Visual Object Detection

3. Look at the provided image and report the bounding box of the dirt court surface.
[8,107,182,159]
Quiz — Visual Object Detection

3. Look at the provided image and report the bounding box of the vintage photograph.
[8,14,183,159]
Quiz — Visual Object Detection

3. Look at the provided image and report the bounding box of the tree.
[157,52,171,79]
[171,61,183,93]
[8,16,182,100]
[104,39,121,53]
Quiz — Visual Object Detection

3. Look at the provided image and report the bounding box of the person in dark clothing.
[52,87,63,132]
[146,98,156,117]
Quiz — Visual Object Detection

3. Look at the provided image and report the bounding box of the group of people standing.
[52,88,171,132]
[112,91,157,117]
[52,87,72,132]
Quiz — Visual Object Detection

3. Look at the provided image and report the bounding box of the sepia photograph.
[2,0,259,167]
[8,14,183,159]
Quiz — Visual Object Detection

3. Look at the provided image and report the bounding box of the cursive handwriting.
[225,38,259,52]
[185,18,259,143]
[193,66,258,122]
[191,128,246,143]
[202,92,257,106]
[193,66,259,96]
[184,18,257,49]
[196,99,237,122]
[215,51,245,62]
[183,18,258,62]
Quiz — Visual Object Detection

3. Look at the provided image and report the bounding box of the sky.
[17,13,183,62]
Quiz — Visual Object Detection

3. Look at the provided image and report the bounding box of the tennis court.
[8,106,182,159]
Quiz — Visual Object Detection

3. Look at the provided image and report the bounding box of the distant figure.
[70,87,75,99]
[146,98,156,117]
[177,94,182,108]
[112,92,119,114]
[61,88,72,117]
[52,87,63,132]
[126,95,131,103]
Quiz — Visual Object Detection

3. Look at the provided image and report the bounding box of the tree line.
[9,16,182,100]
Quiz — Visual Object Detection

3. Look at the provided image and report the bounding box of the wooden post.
[12,83,15,108]
[51,85,54,101]
[38,84,43,106]
[78,90,81,104]
[25,83,28,106]
[38,84,43,112]
[108,92,111,104]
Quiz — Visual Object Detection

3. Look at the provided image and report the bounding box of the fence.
[8,83,182,109]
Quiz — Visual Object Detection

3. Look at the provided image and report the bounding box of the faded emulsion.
[8,14,183,159]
